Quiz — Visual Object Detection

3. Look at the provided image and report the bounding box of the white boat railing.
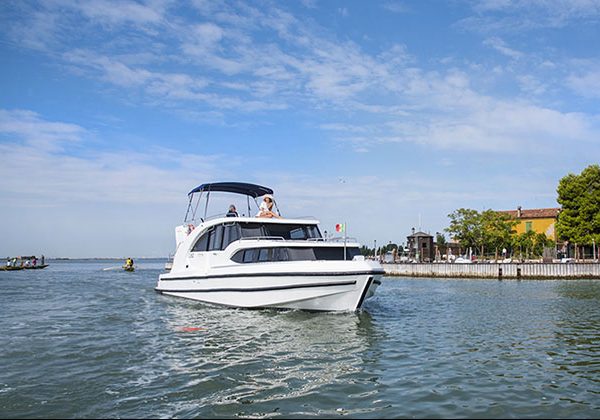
[190,213,319,224]
[325,236,358,243]
[239,236,286,242]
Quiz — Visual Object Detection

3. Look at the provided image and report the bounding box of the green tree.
[446,208,482,253]
[435,232,447,254]
[481,209,517,259]
[512,231,552,259]
[557,164,600,249]
[359,245,373,257]
[446,208,518,258]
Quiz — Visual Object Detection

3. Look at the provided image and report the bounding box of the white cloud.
[0,109,231,205]
[61,0,167,26]
[483,37,524,59]
[382,2,410,13]
[567,69,600,98]
[0,109,85,151]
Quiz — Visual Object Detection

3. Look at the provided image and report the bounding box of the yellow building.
[499,206,560,241]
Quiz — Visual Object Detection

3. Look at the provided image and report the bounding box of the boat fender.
[187,224,195,234]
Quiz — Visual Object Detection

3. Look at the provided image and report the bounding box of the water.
[1,260,599,418]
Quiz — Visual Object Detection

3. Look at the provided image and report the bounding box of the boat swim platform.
[383,262,600,279]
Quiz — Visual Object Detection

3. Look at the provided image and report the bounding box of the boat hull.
[156,271,382,311]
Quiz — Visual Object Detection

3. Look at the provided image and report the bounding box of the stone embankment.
[383,263,600,279]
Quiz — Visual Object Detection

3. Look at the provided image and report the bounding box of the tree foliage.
[446,208,518,257]
[556,164,600,245]
[512,231,552,259]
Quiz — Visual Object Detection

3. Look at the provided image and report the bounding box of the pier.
[383,262,600,279]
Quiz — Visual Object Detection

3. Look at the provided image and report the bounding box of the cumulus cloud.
[0,109,232,205]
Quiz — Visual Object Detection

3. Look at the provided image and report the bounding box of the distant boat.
[0,265,24,271]
[123,258,135,272]
[2,256,48,271]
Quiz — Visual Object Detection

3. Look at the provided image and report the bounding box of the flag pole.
[344,222,347,261]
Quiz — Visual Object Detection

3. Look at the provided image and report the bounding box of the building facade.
[407,230,434,262]
[498,206,560,241]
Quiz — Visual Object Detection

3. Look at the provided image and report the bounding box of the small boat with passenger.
[155,182,383,311]
[1,256,48,271]
[123,258,135,272]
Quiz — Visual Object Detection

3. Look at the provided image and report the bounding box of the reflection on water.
[550,280,600,402]
[1,262,599,418]
[156,301,385,417]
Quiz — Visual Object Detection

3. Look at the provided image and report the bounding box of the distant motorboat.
[156,182,383,312]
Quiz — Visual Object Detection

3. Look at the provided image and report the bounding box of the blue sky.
[1,0,599,258]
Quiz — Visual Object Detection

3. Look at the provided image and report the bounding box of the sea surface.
[1,259,599,418]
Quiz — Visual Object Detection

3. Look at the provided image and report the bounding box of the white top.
[256,201,270,217]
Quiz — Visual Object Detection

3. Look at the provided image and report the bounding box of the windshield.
[192,222,322,252]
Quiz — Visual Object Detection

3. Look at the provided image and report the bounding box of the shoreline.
[382,262,600,280]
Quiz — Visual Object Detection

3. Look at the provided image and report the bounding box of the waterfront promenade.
[383,262,600,279]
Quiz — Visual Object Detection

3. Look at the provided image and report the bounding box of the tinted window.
[313,247,344,260]
[273,247,289,261]
[258,248,270,262]
[192,230,210,252]
[222,223,241,249]
[264,223,294,239]
[208,225,224,251]
[289,227,305,240]
[264,224,322,240]
[287,247,316,261]
[307,225,322,238]
[240,223,264,238]
[231,247,358,263]
[243,249,258,263]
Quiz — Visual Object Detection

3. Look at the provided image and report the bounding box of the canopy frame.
[183,182,276,223]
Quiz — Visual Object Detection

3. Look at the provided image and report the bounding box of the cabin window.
[222,223,241,249]
[240,223,265,238]
[313,247,360,260]
[242,248,258,263]
[231,246,360,263]
[194,222,322,253]
[192,229,210,252]
[287,247,316,261]
[208,225,224,250]
[261,223,322,240]
[290,227,306,240]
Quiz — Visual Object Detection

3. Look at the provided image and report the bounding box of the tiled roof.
[407,231,433,237]
[498,208,560,219]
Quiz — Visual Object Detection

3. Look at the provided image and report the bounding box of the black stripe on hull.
[156,280,357,294]
[160,270,384,282]
[355,277,374,309]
